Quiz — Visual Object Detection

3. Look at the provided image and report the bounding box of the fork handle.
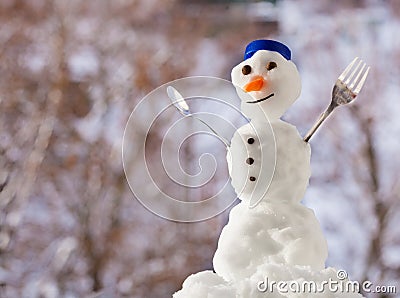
[303,101,337,142]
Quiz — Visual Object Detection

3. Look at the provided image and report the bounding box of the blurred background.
[0,0,399,297]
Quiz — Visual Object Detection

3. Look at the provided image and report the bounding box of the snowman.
[173,40,363,298]
[213,39,328,280]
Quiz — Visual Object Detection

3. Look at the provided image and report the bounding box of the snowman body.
[227,119,311,205]
[220,120,327,283]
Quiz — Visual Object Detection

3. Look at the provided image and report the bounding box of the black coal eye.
[242,65,251,75]
[266,61,277,71]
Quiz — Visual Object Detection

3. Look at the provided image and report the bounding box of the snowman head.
[231,40,301,121]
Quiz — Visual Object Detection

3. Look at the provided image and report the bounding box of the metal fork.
[303,57,370,142]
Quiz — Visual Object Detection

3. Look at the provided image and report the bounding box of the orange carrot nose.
[244,77,265,92]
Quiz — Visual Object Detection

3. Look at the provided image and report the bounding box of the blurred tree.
[0,0,398,298]
[0,0,224,296]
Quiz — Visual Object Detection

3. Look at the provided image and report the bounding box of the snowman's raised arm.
[303,57,369,142]
[167,86,230,148]
[303,102,336,143]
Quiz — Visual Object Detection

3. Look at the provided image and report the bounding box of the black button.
[247,138,255,144]
[249,176,256,181]
[246,157,254,165]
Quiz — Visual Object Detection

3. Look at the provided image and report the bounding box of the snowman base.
[213,201,328,280]
[173,201,364,298]
[173,265,363,298]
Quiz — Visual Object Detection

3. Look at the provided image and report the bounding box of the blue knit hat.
[244,39,291,61]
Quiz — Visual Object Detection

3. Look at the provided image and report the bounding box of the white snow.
[213,202,327,279]
[175,265,363,298]
[174,200,362,297]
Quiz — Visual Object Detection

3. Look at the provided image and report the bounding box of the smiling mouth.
[246,93,274,104]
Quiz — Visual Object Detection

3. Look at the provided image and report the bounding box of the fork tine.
[353,66,370,95]
[338,57,358,81]
[349,62,366,89]
[344,59,363,85]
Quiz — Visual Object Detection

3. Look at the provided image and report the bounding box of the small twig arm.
[167,86,230,148]
[167,86,190,116]
[303,57,370,142]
